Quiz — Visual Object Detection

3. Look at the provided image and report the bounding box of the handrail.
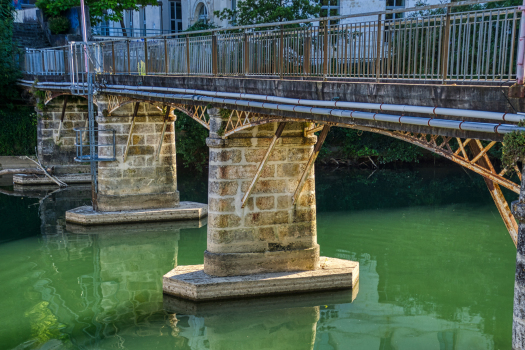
[20,1,524,84]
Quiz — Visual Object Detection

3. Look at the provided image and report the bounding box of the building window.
[170,0,182,33]
[386,0,405,20]
[196,2,208,23]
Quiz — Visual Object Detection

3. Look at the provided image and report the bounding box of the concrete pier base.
[65,201,207,225]
[163,257,358,301]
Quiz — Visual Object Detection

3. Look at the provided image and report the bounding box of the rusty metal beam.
[156,106,171,161]
[123,102,140,162]
[470,140,496,165]
[292,125,331,206]
[241,122,287,208]
[469,141,518,247]
[344,124,520,194]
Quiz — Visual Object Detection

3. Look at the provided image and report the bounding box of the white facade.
[92,0,446,37]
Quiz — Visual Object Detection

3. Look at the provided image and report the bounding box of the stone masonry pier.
[65,96,207,225]
[163,111,358,300]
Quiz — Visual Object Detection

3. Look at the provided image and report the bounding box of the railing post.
[280,25,284,79]
[517,3,525,84]
[144,38,148,75]
[212,33,218,76]
[164,38,168,74]
[186,35,190,75]
[41,50,45,74]
[111,41,116,74]
[304,32,311,75]
[63,48,67,74]
[375,14,382,82]
[244,32,249,75]
[127,40,131,73]
[323,21,329,79]
[441,7,451,83]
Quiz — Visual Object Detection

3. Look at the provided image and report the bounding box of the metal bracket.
[156,106,172,161]
[241,122,287,208]
[55,95,69,142]
[292,125,330,206]
[123,102,140,162]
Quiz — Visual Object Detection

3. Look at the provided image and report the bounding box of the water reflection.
[0,165,517,349]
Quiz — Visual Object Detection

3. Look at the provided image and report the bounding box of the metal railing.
[92,26,172,38]
[21,0,525,84]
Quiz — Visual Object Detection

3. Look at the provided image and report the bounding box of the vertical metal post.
[323,21,329,79]
[376,14,382,82]
[517,2,525,84]
[41,50,45,74]
[164,38,169,74]
[144,38,148,75]
[442,7,451,83]
[279,25,284,79]
[111,41,116,74]
[212,34,218,76]
[244,32,249,75]
[304,34,311,75]
[186,35,191,74]
[127,40,131,73]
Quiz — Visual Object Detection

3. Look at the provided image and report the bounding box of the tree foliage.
[35,0,157,25]
[215,0,321,27]
[0,0,21,107]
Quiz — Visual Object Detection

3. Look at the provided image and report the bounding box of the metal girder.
[345,125,520,194]
[292,125,331,205]
[123,102,140,162]
[241,122,287,208]
[469,141,518,247]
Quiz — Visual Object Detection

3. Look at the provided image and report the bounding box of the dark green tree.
[215,0,321,27]
[0,0,21,107]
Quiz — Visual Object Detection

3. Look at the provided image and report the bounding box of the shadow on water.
[0,164,518,349]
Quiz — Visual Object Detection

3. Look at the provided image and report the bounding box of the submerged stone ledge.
[163,257,358,301]
[65,201,208,225]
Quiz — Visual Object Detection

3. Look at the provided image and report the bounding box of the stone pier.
[512,171,525,350]
[19,95,91,185]
[65,97,207,225]
[163,109,358,300]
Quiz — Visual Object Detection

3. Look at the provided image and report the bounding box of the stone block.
[277,163,305,178]
[209,197,236,212]
[258,227,277,241]
[245,211,289,227]
[287,148,311,162]
[128,145,154,156]
[208,213,241,228]
[255,196,275,210]
[244,148,287,163]
[210,165,257,180]
[210,149,242,164]
[241,179,287,194]
[208,228,256,245]
[209,181,239,196]
[292,209,316,223]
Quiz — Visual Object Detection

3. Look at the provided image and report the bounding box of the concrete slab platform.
[65,201,208,225]
[163,284,359,317]
[66,216,207,234]
[163,257,358,301]
[13,173,91,185]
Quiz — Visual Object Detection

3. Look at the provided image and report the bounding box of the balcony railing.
[92,26,172,38]
[22,0,524,84]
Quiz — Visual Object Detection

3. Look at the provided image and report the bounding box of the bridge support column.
[163,109,358,301]
[18,95,91,186]
[65,97,207,225]
[512,174,525,350]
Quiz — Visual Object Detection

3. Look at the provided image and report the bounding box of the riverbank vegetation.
[0,0,37,156]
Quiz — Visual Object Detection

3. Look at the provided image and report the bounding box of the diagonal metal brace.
[55,95,69,142]
[156,106,171,161]
[241,122,287,208]
[123,102,140,162]
[292,125,330,206]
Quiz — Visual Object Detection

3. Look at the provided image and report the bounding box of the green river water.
[0,164,518,350]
